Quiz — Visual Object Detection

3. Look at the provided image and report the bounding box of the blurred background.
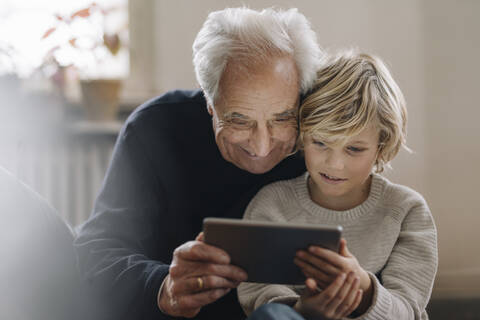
[1,0,479,314]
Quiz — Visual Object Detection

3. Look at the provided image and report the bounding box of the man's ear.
[199,85,213,116]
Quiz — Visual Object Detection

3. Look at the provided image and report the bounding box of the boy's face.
[303,125,379,210]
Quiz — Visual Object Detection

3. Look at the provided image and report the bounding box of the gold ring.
[197,277,204,290]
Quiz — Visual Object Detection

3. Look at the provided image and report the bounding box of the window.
[0,0,129,79]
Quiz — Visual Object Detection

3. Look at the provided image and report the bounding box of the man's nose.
[250,122,273,157]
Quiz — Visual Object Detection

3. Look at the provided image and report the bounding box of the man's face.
[209,56,300,174]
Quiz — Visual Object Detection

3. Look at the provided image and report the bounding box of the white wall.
[422,0,480,298]
[147,0,480,298]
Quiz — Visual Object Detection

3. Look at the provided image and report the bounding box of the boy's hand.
[293,273,362,319]
[294,238,373,315]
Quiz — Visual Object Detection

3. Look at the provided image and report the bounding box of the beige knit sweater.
[237,172,438,320]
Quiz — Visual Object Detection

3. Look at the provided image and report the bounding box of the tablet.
[203,217,342,285]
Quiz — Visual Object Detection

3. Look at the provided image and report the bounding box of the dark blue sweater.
[74,89,305,320]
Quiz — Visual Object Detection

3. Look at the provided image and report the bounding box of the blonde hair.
[298,51,409,173]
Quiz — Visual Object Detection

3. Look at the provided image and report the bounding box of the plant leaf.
[42,27,56,39]
[68,38,78,48]
[71,7,91,19]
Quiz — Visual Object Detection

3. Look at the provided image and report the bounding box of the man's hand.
[157,232,248,318]
[293,273,363,319]
[294,239,373,315]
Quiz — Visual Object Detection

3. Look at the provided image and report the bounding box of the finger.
[317,272,346,305]
[338,274,360,314]
[307,246,345,270]
[295,251,341,275]
[342,289,363,317]
[294,257,337,284]
[308,277,329,291]
[325,272,357,313]
[179,276,236,295]
[199,262,248,282]
[170,260,248,282]
[196,232,204,242]
[177,288,231,310]
[175,241,230,264]
[305,278,318,295]
[298,266,330,290]
[336,273,361,317]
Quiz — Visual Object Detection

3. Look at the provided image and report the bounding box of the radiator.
[0,123,119,226]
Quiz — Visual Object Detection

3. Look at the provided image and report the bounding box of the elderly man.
[75,7,322,320]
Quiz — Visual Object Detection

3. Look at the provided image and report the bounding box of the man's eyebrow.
[223,111,250,119]
[223,108,296,119]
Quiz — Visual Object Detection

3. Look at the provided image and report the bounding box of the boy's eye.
[347,146,364,153]
[313,140,325,147]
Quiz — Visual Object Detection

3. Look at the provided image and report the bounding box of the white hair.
[192,7,324,107]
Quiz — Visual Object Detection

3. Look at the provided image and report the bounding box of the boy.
[238,52,438,319]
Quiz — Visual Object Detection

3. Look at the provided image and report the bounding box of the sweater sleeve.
[74,120,172,320]
[355,196,438,320]
[237,183,301,316]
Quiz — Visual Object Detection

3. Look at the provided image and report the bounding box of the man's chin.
[243,164,273,175]
[234,157,279,175]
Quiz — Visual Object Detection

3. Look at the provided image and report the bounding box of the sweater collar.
[294,171,386,223]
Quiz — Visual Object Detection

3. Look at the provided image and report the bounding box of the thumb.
[196,232,204,242]
[339,238,351,257]
[304,278,318,296]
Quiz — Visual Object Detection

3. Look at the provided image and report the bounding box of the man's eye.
[231,118,249,125]
[227,118,255,129]
[274,116,296,123]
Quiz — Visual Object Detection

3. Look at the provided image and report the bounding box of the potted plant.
[41,2,128,121]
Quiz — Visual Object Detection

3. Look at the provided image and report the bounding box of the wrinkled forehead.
[223,54,298,81]
[214,56,300,117]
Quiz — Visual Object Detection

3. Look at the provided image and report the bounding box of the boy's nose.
[325,151,345,171]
